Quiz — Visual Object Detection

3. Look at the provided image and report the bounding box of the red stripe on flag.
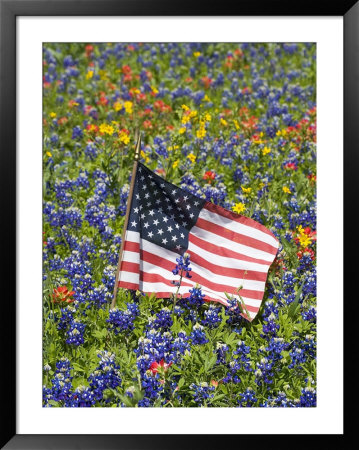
[124,241,140,252]
[118,280,139,291]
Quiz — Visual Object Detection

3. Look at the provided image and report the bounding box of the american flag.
[118,163,279,321]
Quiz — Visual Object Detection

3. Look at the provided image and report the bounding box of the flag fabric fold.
[118,162,279,321]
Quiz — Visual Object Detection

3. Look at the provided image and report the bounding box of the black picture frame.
[1,1,355,448]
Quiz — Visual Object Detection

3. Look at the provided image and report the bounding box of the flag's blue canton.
[128,163,206,254]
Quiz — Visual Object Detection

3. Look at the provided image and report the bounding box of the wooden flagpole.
[111,129,141,309]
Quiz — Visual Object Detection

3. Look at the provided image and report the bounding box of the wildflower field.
[43,43,317,408]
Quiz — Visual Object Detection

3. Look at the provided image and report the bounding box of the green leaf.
[48,400,59,407]
[288,282,305,320]
[72,363,84,373]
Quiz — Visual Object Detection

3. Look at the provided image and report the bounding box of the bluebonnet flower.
[86,285,111,308]
[238,387,257,407]
[134,330,174,374]
[299,387,316,407]
[173,305,185,316]
[264,337,289,362]
[190,382,215,406]
[261,313,280,338]
[84,142,98,160]
[302,306,316,322]
[224,297,243,324]
[187,285,205,308]
[289,347,307,370]
[107,302,139,334]
[66,320,86,346]
[233,339,251,368]
[215,342,229,365]
[172,331,190,362]
[302,268,316,297]
[69,386,96,407]
[125,386,135,398]
[300,334,316,358]
[265,391,296,407]
[189,323,208,345]
[222,358,242,384]
[57,306,75,331]
[71,126,83,140]
[152,307,173,330]
[255,357,274,386]
[262,299,279,320]
[202,304,222,328]
[172,253,192,279]
[43,357,73,406]
[88,351,122,402]
[141,372,164,403]
[102,265,116,292]
[138,397,152,408]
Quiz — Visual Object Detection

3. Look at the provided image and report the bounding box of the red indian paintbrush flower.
[52,286,75,304]
[149,359,172,375]
[203,171,216,183]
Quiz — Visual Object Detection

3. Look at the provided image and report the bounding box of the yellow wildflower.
[299,233,312,247]
[99,123,115,135]
[140,150,150,164]
[50,112,57,118]
[189,110,197,119]
[204,113,212,122]
[193,52,201,58]
[233,119,240,130]
[86,70,94,80]
[114,101,123,112]
[296,226,313,247]
[196,122,206,139]
[151,86,159,95]
[187,153,196,163]
[232,202,246,214]
[241,186,252,194]
[182,115,191,125]
[282,186,291,194]
[262,147,271,156]
[203,94,211,102]
[46,151,52,157]
[220,118,228,126]
[181,104,190,111]
[119,131,130,145]
[179,127,186,134]
[276,130,282,136]
[172,160,179,169]
[124,101,133,114]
